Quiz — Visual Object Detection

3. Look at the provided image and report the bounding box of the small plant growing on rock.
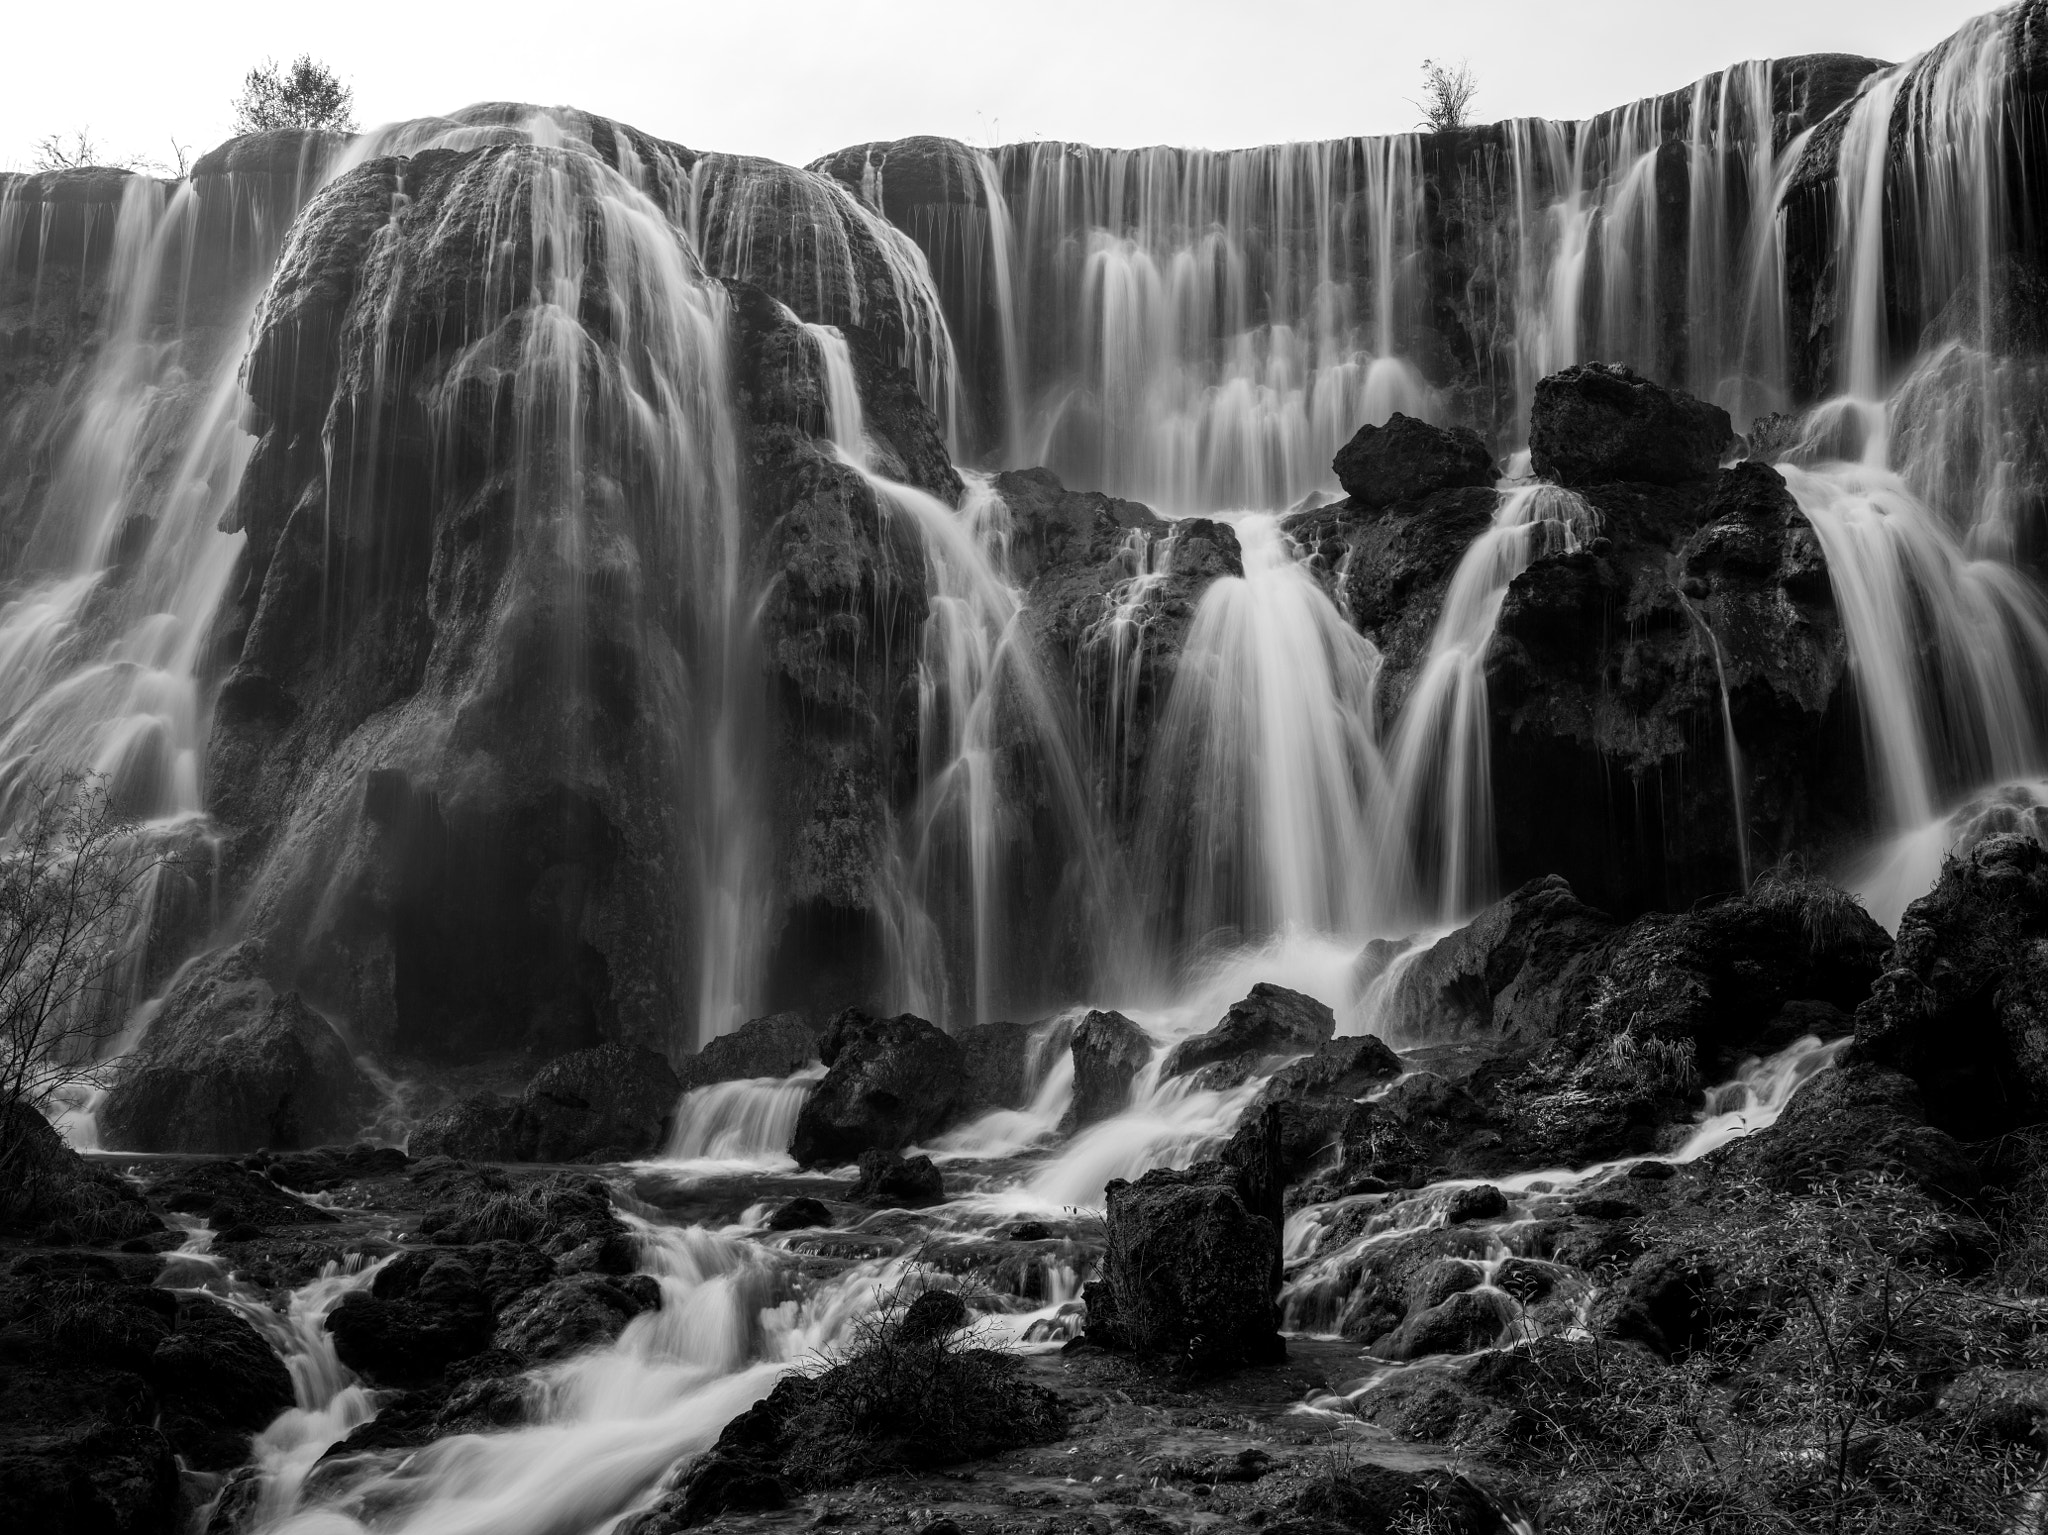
[1413,59,1479,133]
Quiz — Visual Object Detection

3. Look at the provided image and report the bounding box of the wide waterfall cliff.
[4,2,2048,1081]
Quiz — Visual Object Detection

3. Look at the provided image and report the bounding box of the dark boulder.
[1529,362,1734,487]
[763,1197,833,1232]
[955,1020,1042,1114]
[1848,833,2048,1137]
[411,1093,523,1162]
[1160,983,1336,1087]
[1252,1036,1407,1184]
[259,1142,409,1192]
[1368,1287,1516,1361]
[147,1293,296,1471]
[517,1044,682,1162]
[492,1272,661,1362]
[1063,1009,1153,1130]
[329,1250,495,1385]
[1331,412,1496,508]
[0,1104,161,1245]
[789,1010,968,1169]
[1085,1154,1286,1371]
[98,942,377,1154]
[676,1013,823,1090]
[1720,1061,1979,1200]
[851,1149,945,1207]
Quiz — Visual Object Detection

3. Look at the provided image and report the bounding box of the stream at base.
[219,1025,1841,1535]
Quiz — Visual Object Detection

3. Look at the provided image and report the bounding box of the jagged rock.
[1160,983,1336,1087]
[1251,1035,1407,1184]
[517,1044,682,1162]
[789,1010,968,1169]
[1529,363,1735,487]
[1064,1010,1153,1131]
[98,942,376,1154]
[677,1013,823,1090]
[1720,1061,1979,1200]
[1331,412,1496,508]
[1848,833,2048,1137]
[851,1149,945,1207]
[145,1159,337,1231]
[492,1273,662,1362]
[411,1094,523,1162]
[1085,1157,1286,1370]
[1445,1184,1509,1224]
[1368,1287,1516,1361]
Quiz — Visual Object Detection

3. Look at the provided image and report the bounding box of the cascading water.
[1383,483,1599,918]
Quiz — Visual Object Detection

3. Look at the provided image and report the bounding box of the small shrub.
[780,1280,1065,1488]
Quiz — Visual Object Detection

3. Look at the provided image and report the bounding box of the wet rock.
[1369,1288,1516,1361]
[0,1104,161,1245]
[1085,1159,1285,1370]
[492,1272,661,1362]
[1529,362,1734,487]
[518,1044,682,1162]
[956,1020,1042,1113]
[1445,1184,1509,1224]
[146,1159,337,1231]
[1065,1009,1154,1131]
[851,1148,945,1207]
[763,1197,833,1232]
[1160,983,1336,1087]
[789,1009,968,1169]
[259,1142,409,1192]
[1263,1034,1405,1100]
[1374,876,1617,1042]
[98,942,377,1154]
[1848,832,2048,1137]
[147,1292,296,1471]
[411,1093,523,1161]
[1331,412,1496,508]
[419,1171,631,1260]
[330,1250,495,1385]
[676,1012,823,1090]
[1720,1061,1979,1201]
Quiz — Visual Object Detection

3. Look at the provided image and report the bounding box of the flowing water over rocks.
[14,4,2048,1532]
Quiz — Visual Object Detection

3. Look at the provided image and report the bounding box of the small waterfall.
[1677,593,1755,888]
[1384,484,1599,918]
[803,324,1114,1026]
[662,1067,827,1167]
[1137,514,1395,965]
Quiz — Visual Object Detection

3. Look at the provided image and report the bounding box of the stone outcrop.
[98,942,377,1154]
[1085,1137,1288,1370]
[1332,412,1496,507]
[1847,832,2048,1136]
[789,1009,969,1168]
[1529,363,1735,486]
[1159,983,1337,1087]
[676,1012,823,1090]
[1063,1009,1153,1131]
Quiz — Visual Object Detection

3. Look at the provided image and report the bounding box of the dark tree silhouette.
[233,55,358,135]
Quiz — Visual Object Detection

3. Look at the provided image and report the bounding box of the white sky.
[0,0,2006,174]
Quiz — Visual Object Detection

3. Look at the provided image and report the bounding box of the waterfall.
[662,1066,826,1167]
[1383,484,1599,918]
[1137,513,1395,965]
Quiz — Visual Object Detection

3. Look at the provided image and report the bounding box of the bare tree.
[233,55,357,135]
[32,129,113,172]
[0,778,163,1177]
[1412,58,1480,133]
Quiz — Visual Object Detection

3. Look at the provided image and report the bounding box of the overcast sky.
[0,0,2007,174]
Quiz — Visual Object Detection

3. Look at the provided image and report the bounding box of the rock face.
[1159,983,1336,1087]
[1332,413,1496,507]
[1848,833,2048,1136]
[789,1010,968,1168]
[98,942,377,1154]
[1529,363,1735,486]
[851,1148,945,1207]
[676,1013,823,1090]
[1085,1151,1287,1371]
[1064,1010,1153,1131]
[517,1045,682,1162]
